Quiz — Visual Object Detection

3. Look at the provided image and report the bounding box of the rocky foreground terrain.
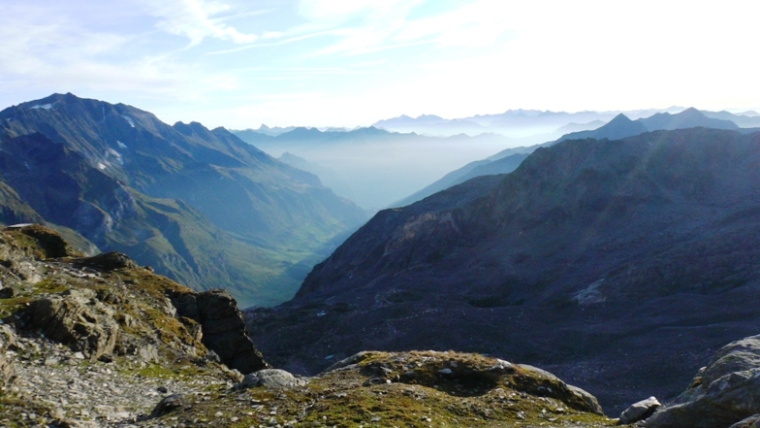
[4,225,760,427]
[0,224,622,427]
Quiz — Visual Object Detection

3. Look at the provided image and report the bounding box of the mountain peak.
[608,113,634,124]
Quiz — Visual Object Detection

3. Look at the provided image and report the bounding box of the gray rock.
[25,289,119,361]
[151,394,185,417]
[619,396,660,424]
[237,369,307,389]
[647,335,760,428]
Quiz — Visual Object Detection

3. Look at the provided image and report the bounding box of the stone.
[619,396,660,424]
[25,289,119,361]
[236,369,307,389]
[647,335,760,428]
[151,394,185,417]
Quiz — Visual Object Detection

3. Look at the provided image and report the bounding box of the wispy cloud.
[144,0,260,46]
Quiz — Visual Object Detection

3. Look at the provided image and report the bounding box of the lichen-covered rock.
[0,324,16,387]
[513,364,605,415]
[151,394,186,417]
[171,289,268,374]
[647,335,760,428]
[619,396,660,424]
[25,289,120,361]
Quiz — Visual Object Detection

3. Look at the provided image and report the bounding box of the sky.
[1,0,759,129]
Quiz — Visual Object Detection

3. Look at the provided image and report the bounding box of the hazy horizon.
[2,0,759,130]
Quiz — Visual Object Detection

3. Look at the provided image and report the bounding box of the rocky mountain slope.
[0,93,366,307]
[0,224,621,427]
[248,127,760,413]
[392,152,531,207]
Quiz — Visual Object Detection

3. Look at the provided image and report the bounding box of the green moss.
[145,351,619,427]
[0,296,31,320]
[0,396,55,427]
[31,277,69,294]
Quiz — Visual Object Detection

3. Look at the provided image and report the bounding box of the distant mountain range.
[248,127,760,414]
[372,107,760,138]
[396,108,757,206]
[0,93,366,307]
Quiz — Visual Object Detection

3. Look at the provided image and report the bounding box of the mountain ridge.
[0,93,366,307]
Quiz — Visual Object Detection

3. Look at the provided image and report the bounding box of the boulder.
[25,289,119,361]
[170,289,268,374]
[647,335,760,428]
[619,396,660,424]
[151,394,185,417]
[236,369,307,389]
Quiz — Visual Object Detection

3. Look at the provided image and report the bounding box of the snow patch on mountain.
[30,104,54,110]
[121,116,136,128]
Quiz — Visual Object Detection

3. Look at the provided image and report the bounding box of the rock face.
[27,289,120,361]
[171,289,268,374]
[0,225,274,426]
[249,128,760,412]
[647,335,760,428]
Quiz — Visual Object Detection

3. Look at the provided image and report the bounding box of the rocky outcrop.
[171,289,268,374]
[511,364,604,415]
[647,335,760,428]
[26,289,120,361]
[72,251,137,271]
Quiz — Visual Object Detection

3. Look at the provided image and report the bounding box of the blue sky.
[1,0,758,128]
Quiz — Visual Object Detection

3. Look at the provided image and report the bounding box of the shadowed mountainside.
[248,128,760,413]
